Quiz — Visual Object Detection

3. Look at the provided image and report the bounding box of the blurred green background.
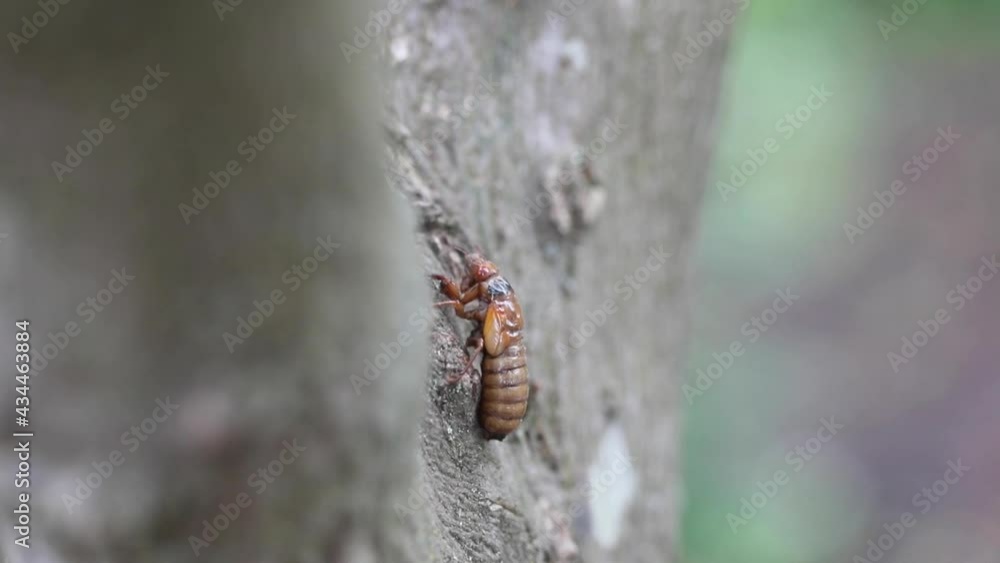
[684,1,1000,562]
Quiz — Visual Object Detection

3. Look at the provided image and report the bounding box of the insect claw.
[445,371,465,385]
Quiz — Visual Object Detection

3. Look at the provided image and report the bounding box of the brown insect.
[432,251,529,441]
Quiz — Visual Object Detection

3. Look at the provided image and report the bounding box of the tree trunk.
[1,0,728,562]
[383,1,728,561]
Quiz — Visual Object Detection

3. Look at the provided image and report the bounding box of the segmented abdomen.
[478,339,528,440]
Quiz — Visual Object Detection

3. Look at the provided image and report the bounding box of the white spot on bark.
[587,422,637,548]
[562,39,588,71]
[618,0,638,29]
[390,37,410,63]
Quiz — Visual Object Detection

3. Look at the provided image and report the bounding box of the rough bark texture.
[382,1,727,562]
[0,0,727,562]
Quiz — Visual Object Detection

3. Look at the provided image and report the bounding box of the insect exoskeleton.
[431,252,529,440]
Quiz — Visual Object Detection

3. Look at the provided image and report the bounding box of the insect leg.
[434,295,483,318]
[434,297,482,322]
[444,332,484,385]
[459,274,476,292]
[430,274,462,300]
[444,368,466,385]
[448,305,486,322]
[461,333,485,375]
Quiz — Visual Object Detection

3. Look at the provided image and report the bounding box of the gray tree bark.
[382,2,727,561]
[0,1,727,562]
